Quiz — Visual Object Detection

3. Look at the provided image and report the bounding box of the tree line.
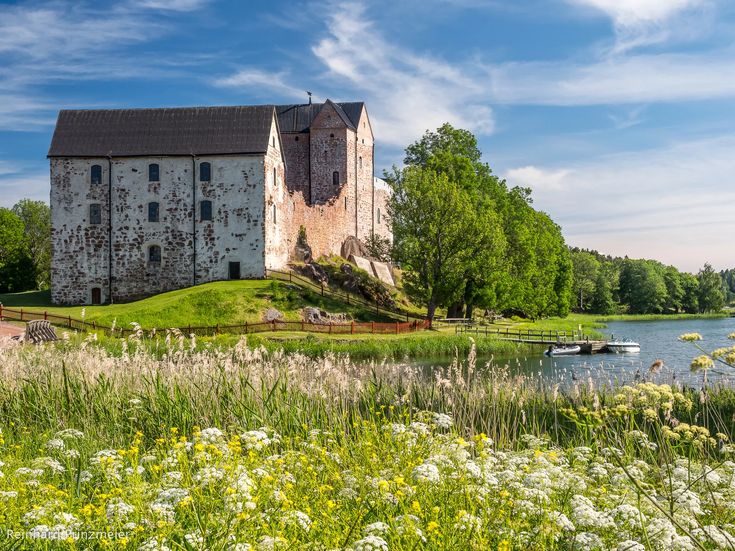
[387,124,573,321]
[0,200,50,293]
[570,248,726,315]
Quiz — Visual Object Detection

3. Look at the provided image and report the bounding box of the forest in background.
[570,248,727,315]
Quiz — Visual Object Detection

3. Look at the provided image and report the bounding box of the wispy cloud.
[0,171,50,208]
[504,166,571,192]
[0,0,208,131]
[487,51,735,106]
[566,0,712,52]
[503,135,735,271]
[219,1,495,147]
[215,69,306,101]
[133,0,211,11]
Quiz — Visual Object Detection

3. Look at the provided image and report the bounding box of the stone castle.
[48,100,391,305]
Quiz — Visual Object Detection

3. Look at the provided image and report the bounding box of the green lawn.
[0,280,402,329]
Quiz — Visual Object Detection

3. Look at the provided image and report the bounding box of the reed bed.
[0,332,734,549]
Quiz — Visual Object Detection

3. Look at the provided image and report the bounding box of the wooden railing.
[455,325,592,343]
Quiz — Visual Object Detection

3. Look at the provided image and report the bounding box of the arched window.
[272,203,277,224]
[359,156,362,169]
[148,163,159,182]
[200,200,212,221]
[330,133,334,138]
[273,167,277,186]
[89,204,101,225]
[333,171,339,186]
[199,162,211,182]
[148,245,161,263]
[90,164,102,185]
[148,202,159,223]
[295,136,299,142]
[377,208,381,225]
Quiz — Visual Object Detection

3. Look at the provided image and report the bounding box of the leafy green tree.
[570,250,600,311]
[590,270,616,314]
[12,199,51,289]
[697,263,725,313]
[680,273,700,314]
[0,208,36,293]
[618,260,667,314]
[663,266,684,313]
[389,167,498,320]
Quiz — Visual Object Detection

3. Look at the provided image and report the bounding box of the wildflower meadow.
[1,331,735,549]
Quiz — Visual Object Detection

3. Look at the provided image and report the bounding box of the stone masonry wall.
[50,158,111,305]
[51,155,269,304]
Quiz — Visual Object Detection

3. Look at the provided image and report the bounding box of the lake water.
[416,318,735,389]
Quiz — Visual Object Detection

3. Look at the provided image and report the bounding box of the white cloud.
[215,69,306,101]
[311,2,494,146]
[133,0,210,11]
[504,135,735,271]
[0,172,50,208]
[219,1,494,147]
[567,0,711,51]
[487,51,735,105]
[568,0,704,25]
[0,1,207,131]
[504,166,571,192]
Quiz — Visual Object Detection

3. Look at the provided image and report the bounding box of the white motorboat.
[545,345,581,356]
[606,340,640,353]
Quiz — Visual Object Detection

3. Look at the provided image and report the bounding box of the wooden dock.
[455,326,609,354]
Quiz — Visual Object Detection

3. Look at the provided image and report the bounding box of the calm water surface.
[412,318,735,389]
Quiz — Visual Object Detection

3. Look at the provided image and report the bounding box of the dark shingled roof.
[48,105,276,157]
[276,101,364,133]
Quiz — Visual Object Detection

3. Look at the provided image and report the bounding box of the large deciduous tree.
[389,167,500,321]
[11,199,51,289]
[697,263,725,313]
[0,208,36,293]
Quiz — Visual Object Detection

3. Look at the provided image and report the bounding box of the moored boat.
[545,344,581,356]
[606,340,641,353]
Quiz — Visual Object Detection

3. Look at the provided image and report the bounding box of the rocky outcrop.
[302,307,350,324]
[341,236,369,260]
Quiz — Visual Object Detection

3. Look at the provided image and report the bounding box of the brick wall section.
[355,106,375,241]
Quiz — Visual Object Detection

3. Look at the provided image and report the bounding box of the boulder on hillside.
[263,307,283,322]
[296,262,329,285]
[340,236,369,260]
[303,307,350,324]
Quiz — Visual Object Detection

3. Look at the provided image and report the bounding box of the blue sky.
[1,0,734,272]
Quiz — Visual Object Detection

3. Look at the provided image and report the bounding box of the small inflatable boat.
[544,344,581,356]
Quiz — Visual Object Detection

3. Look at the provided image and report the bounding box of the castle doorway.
[228,262,241,280]
[91,287,102,305]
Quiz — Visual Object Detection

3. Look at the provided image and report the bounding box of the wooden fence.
[0,306,430,338]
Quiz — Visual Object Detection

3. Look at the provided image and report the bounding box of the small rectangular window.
[91,165,102,185]
[200,200,212,221]
[148,202,159,223]
[199,162,211,182]
[89,203,102,225]
[333,171,339,186]
[149,245,161,263]
[148,163,159,182]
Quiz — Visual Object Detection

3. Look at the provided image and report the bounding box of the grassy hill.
[0,279,402,329]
